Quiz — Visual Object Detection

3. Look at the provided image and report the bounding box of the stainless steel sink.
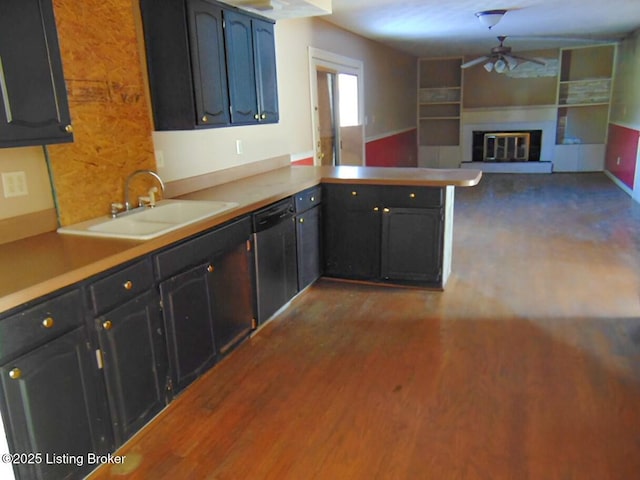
[58,199,239,240]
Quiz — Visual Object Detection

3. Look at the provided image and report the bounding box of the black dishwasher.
[252,197,298,324]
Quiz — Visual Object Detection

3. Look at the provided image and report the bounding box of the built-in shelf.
[418,57,462,149]
[556,45,615,145]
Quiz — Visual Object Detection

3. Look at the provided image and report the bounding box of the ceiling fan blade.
[502,55,519,70]
[461,56,489,69]
[510,54,546,66]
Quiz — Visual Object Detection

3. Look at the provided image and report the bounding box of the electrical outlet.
[2,171,28,198]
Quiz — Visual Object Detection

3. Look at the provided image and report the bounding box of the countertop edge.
[0,166,481,313]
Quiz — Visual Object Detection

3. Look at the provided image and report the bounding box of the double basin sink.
[58,199,239,241]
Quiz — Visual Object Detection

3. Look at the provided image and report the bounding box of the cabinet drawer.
[323,184,380,209]
[294,186,322,213]
[380,186,443,208]
[88,258,154,315]
[154,215,251,280]
[0,288,83,364]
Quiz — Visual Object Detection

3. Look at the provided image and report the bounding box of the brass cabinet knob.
[260,113,266,119]
[383,208,390,213]
[207,264,214,273]
[123,280,133,290]
[373,207,379,212]
[103,320,113,330]
[351,191,357,196]
[310,196,315,202]
[9,368,22,380]
[254,114,260,120]
[42,317,55,328]
[299,217,304,223]
[409,193,416,198]
[202,115,208,122]
[64,124,73,133]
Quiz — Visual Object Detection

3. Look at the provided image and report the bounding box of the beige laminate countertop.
[0,166,481,313]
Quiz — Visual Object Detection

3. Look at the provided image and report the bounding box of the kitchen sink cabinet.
[0,0,73,147]
[0,288,110,480]
[323,184,446,287]
[155,216,254,393]
[88,258,169,447]
[139,0,278,130]
[159,262,217,395]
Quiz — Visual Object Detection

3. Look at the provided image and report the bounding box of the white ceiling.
[322,0,640,57]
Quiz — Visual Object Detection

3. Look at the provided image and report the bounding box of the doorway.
[309,48,364,166]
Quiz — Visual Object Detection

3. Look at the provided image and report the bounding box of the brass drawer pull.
[103,320,113,331]
[42,317,54,329]
[9,368,22,380]
[123,280,133,290]
[207,265,214,273]
[383,208,390,213]
[64,124,73,133]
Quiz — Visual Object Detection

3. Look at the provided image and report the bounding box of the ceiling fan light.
[475,9,507,29]
[494,58,507,73]
[483,62,494,72]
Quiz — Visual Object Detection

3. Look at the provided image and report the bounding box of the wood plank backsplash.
[47,0,156,226]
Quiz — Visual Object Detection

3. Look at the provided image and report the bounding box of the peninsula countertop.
[0,165,481,313]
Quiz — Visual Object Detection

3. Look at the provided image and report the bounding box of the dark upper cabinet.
[0,0,73,147]
[140,0,278,130]
[187,0,230,127]
[224,11,279,124]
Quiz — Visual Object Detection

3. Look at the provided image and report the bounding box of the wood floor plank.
[90,173,640,480]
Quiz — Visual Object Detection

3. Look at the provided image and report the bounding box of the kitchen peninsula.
[0,164,480,480]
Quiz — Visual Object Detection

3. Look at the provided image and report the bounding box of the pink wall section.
[292,157,314,166]
[605,124,639,189]
[365,129,417,167]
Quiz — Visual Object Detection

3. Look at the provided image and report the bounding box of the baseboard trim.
[460,161,553,173]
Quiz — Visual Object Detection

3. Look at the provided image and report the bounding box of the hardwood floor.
[90,173,640,480]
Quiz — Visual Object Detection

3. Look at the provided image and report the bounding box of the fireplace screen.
[483,132,530,162]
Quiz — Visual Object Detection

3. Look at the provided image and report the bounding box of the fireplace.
[472,130,542,162]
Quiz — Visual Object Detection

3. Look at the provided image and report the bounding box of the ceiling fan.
[461,36,546,72]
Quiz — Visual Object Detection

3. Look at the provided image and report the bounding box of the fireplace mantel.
[462,106,557,163]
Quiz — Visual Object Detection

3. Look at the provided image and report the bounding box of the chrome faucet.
[124,169,165,211]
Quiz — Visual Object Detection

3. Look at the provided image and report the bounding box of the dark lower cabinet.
[323,183,445,286]
[296,205,322,290]
[323,186,381,279]
[209,242,255,356]
[0,327,109,480]
[160,262,217,395]
[381,207,443,283]
[0,0,73,147]
[95,291,169,446]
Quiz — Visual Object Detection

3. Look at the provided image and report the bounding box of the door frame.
[308,47,364,166]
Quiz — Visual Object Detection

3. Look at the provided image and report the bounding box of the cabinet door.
[381,208,443,284]
[224,10,258,124]
[252,18,278,123]
[187,0,230,127]
[209,241,255,356]
[323,186,381,280]
[0,0,73,147]
[0,328,109,480]
[95,291,168,446]
[296,205,322,290]
[160,262,216,394]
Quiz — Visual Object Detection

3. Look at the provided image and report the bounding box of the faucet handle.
[138,187,159,208]
[110,202,124,218]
